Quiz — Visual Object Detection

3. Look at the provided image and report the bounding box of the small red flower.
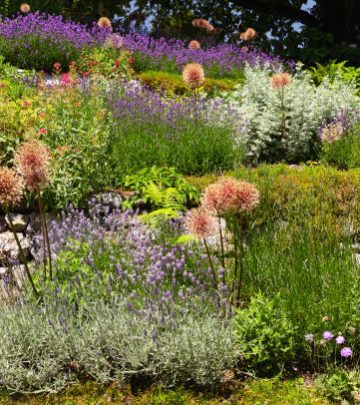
[114,59,120,68]
[82,71,89,77]
[22,101,30,107]
[38,112,46,119]
[129,56,135,64]
[39,128,48,135]
[53,62,61,71]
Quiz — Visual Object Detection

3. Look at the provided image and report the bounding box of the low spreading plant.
[0,300,238,392]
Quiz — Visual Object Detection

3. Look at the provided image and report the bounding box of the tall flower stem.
[5,209,39,298]
[36,186,52,280]
[236,215,245,303]
[203,238,218,290]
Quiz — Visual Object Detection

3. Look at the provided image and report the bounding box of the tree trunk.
[318,0,360,44]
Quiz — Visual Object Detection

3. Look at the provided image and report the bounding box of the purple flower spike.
[340,347,353,358]
[336,335,345,345]
[323,331,334,340]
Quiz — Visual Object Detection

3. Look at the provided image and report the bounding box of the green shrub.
[76,47,133,79]
[309,61,360,92]
[221,64,360,163]
[137,70,237,96]
[187,164,360,237]
[235,293,295,376]
[36,87,113,209]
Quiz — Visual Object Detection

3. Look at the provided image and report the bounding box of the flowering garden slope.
[0,10,360,403]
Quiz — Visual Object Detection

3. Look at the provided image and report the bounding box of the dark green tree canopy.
[2,0,359,65]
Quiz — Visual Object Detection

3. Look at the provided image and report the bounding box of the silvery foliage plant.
[220,63,360,163]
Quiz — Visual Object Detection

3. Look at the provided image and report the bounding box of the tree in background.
[1,0,359,66]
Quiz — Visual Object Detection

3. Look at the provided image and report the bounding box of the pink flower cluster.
[14,142,51,192]
[185,177,260,238]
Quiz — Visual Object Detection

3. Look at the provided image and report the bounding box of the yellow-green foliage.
[137,70,237,95]
[187,164,360,236]
[0,86,38,164]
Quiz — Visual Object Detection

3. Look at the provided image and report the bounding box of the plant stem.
[237,215,245,303]
[36,187,52,280]
[203,238,218,290]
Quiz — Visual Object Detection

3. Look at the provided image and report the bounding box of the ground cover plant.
[1,5,360,404]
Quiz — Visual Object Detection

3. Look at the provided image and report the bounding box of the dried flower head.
[319,122,344,143]
[270,72,292,89]
[103,33,124,49]
[240,28,257,41]
[185,208,216,238]
[304,333,314,343]
[202,177,260,214]
[188,40,201,50]
[0,167,23,207]
[182,63,205,89]
[192,18,214,32]
[20,3,30,13]
[97,17,112,30]
[15,142,51,192]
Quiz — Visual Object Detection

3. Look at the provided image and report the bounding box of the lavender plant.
[32,203,223,311]
[0,300,238,392]
[122,34,293,79]
[106,82,245,176]
[0,12,109,71]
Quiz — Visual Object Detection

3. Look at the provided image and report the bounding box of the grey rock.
[94,191,123,209]
[5,214,28,233]
[0,232,30,264]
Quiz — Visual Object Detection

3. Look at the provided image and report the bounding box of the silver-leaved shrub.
[222,64,360,163]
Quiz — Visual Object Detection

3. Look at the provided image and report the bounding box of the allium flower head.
[97,17,112,30]
[182,63,205,89]
[202,177,260,214]
[336,335,345,345]
[185,208,216,238]
[188,40,201,50]
[340,347,353,358]
[270,72,292,89]
[0,168,23,207]
[319,122,344,143]
[103,34,124,49]
[240,28,257,41]
[322,331,334,340]
[15,142,51,192]
[192,18,214,32]
[20,3,30,13]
